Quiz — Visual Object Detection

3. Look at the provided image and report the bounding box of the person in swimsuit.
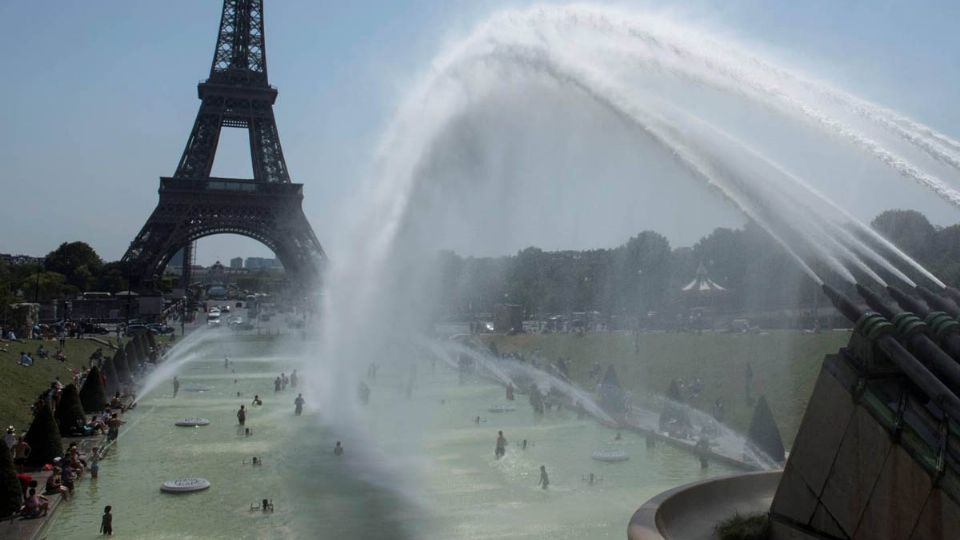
[100,505,113,535]
[173,376,180,397]
[237,405,246,426]
[334,441,343,456]
[106,414,123,444]
[252,395,263,406]
[12,436,31,472]
[539,465,549,489]
[495,431,507,459]
[21,488,48,518]
[294,394,304,416]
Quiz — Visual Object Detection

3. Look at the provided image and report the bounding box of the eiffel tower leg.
[181,242,193,289]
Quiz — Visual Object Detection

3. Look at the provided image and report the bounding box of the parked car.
[81,322,110,335]
[147,323,175,335]
[124,324,156,336]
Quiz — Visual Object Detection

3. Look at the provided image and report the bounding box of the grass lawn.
[484,329,851,447]
[0,338,118,431]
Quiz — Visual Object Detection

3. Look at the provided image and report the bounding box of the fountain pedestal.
[769,332,960,539]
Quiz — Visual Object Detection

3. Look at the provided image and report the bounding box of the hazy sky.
[1,0,958,265]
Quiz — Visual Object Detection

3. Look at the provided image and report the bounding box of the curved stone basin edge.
[628,470,782,540]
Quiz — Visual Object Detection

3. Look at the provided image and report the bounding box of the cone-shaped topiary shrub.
[102,355,120,397]
[114,349,133,385]
[746,395,785,464]
[24,401,63,468]
[55,384,87,436]
[0,437,22,517]
[79,366,107,412]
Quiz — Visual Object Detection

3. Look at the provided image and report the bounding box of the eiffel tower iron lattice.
[122,0,324,289]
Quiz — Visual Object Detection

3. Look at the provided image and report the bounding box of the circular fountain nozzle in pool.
[175,418,210,427]
[591,450,630,462]
[161,478,211,493]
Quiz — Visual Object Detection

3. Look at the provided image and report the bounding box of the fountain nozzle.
[887,286,930,317]
[855,284,900,319]
[916,286,960,318]
[821,284,863,324]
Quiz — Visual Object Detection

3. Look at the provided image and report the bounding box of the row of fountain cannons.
[766,283,960,539]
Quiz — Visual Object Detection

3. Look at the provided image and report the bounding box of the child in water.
[89,447,100,479]
[100,505,113,535]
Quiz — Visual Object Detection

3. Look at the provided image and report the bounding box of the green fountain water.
[44,334,731,539]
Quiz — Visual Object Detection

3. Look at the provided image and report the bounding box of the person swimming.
[252,395,263,406]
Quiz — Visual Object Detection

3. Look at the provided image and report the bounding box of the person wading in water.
[237,405,246,426]
[495,431,507,459]
[539,465,549,489]
[294,394,305,416]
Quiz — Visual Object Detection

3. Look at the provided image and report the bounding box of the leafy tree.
[79,366,107,412]
[55,384,86,436]
[871,209,937,264]
[19,271,69,302]
[94,261,129,293]
[24,401,63,467]
[44,241,103,291]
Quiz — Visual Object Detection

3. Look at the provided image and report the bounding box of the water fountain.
[45,4,959,539]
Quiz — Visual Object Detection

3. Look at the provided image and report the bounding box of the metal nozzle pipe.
[856,284,900,319]
[947,287,960,307]
[916,286,960,319]
[822,284,960,417]
[821,284,862,324]
[887,286,930,317]
[874,333,960,421]
[856,284,960,386]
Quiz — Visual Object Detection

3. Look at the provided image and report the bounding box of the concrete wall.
[769,348,960,539]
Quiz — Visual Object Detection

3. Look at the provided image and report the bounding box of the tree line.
[432,209,960,319]
[1,209,956,322]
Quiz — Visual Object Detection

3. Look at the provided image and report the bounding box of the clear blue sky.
[1,0,957,265]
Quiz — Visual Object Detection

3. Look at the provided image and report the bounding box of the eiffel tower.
[122,0,324,289]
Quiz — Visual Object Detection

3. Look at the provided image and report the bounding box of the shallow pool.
[44,335,731,539]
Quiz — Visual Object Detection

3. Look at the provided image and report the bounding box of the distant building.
[681,262,727,296]
[0,253,42,266]
[230,257,243,269]
[245,257,283,271]
[680,262,730,329]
